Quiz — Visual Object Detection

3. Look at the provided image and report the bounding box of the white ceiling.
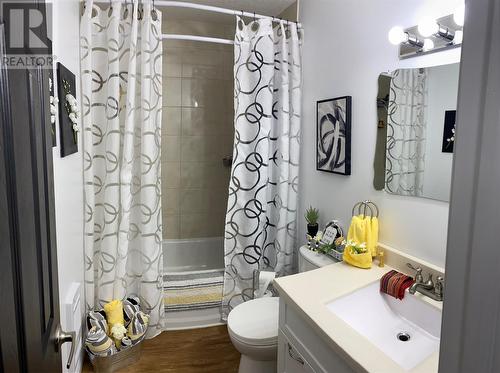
[163,0,296,23]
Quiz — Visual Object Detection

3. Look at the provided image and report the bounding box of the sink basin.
[326,281,441,371]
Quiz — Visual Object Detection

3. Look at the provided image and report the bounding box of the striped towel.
[380,270,415,300]
[164,270,223,311]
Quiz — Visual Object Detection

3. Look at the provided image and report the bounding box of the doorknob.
[54,325,76,369]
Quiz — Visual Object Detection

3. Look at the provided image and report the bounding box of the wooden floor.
[82,325,240,373]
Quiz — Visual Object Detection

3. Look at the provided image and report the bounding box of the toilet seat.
[227,297,279,346]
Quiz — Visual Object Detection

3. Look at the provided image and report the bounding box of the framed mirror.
[373,63,460,202]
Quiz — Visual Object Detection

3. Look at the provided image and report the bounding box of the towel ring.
[351,200,379,218]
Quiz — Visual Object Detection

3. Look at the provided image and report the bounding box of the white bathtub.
[162,237,225,329]
[163,236,224,272]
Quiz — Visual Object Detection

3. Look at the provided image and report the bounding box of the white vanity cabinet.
[277,297,357,373]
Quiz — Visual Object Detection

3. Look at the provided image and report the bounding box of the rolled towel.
[104,299,125,329]
[380,270,415,300]
[123,297,140,327]
[127,311,149,344]
[120,336,133,350]
[86,310,108,333]
[85,326,117,357]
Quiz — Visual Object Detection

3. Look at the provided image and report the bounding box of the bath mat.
[164,269,223,311]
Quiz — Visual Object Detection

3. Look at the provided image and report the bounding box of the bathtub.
[162,237,225,330]
[163,236,224,272]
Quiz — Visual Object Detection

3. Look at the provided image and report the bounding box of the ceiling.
[162,0,297,24]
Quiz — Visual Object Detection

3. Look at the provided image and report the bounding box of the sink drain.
[397,332,411,342]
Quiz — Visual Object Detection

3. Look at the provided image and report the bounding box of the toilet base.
[238,354,277,373]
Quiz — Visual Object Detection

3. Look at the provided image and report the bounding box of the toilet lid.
[227,297,279,346]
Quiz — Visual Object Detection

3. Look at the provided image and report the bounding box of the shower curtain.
[386,68,427,196]
[222,17,302,318]
[81,1,164,337]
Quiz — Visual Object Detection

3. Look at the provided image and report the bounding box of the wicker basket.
[328,246,345,262]
[88,341,143,373]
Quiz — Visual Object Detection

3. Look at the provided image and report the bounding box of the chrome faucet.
[407,263,444,301]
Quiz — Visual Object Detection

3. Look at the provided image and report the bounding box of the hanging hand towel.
[347,215,366,244]
[366,216,379,257]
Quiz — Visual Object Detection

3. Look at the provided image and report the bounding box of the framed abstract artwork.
[56,62,78,157]
[316,96,352,175]
[441,110,456,153]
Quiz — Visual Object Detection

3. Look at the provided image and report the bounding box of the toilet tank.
[298,246,337,272]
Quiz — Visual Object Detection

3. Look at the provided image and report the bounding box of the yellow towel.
[347,215,366,245]
[367,217,379,257]
[343,247,372,269]
[347,215,379,257]
[104,300,125,329]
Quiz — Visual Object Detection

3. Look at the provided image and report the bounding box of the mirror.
[373,63,459,202]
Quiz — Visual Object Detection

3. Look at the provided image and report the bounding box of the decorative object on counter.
[316,96,352,175]
[305,206,320,236]
[442,110,456,153]
[85,297,149,371]
[348,200,379,257]
[342,239,372,268]
[377,250,385,267]
[56,62,79,157]
[306,231,323,250]
[380,270,415,300]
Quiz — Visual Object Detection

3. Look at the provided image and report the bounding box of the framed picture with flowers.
[56,62,79,157]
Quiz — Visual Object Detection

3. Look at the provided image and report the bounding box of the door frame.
[439,0,500,372]
[0,22,25,373]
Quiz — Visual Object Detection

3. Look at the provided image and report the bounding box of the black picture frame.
[56,62,78,157]
[316,96,352,175]
[441,110,456,153]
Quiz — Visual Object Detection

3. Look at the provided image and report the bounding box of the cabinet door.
[279,331,315,373]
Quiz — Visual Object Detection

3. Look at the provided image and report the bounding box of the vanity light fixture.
[453,30,463,45]
[453,4,465,26]
[388,26,423,48]
[422,39,435,52]
[389,10,464,59]
[418,17,455,42]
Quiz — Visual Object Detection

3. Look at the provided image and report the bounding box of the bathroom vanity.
[274,251,443,373]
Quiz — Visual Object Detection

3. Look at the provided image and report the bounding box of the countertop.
[274,261,442,373]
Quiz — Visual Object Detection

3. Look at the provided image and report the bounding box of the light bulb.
[454,4,465,26]
[422,38,435,51]
[453,30,463,44]
[388,26,407,45]
[418,17,439,37]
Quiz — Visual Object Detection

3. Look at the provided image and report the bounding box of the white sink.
[326,281,441,371]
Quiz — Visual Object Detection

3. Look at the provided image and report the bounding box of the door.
[0,2,74,371]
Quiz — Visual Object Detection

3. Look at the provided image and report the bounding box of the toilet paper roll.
[254,271,275,299]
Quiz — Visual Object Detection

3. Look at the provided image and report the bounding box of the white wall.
[423,63,460,201]
[299,0,463,267]
[51,0,84,371]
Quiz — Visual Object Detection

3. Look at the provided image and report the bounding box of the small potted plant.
[305,206,320,237]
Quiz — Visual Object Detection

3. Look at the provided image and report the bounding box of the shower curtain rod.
[90,1,302,27]
[161,34,234,45]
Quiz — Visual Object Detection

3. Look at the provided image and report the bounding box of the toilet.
[227,246,336,373]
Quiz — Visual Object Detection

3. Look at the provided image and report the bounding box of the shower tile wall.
[162,19,234,239]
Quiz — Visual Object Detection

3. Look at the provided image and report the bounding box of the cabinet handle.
[288,343,305,365]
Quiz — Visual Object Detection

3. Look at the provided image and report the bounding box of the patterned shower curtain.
[385,68,428,196]
[80,1,164,337]
[222,17,302,318]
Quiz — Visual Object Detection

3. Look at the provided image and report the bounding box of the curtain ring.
[151,0,158,20]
